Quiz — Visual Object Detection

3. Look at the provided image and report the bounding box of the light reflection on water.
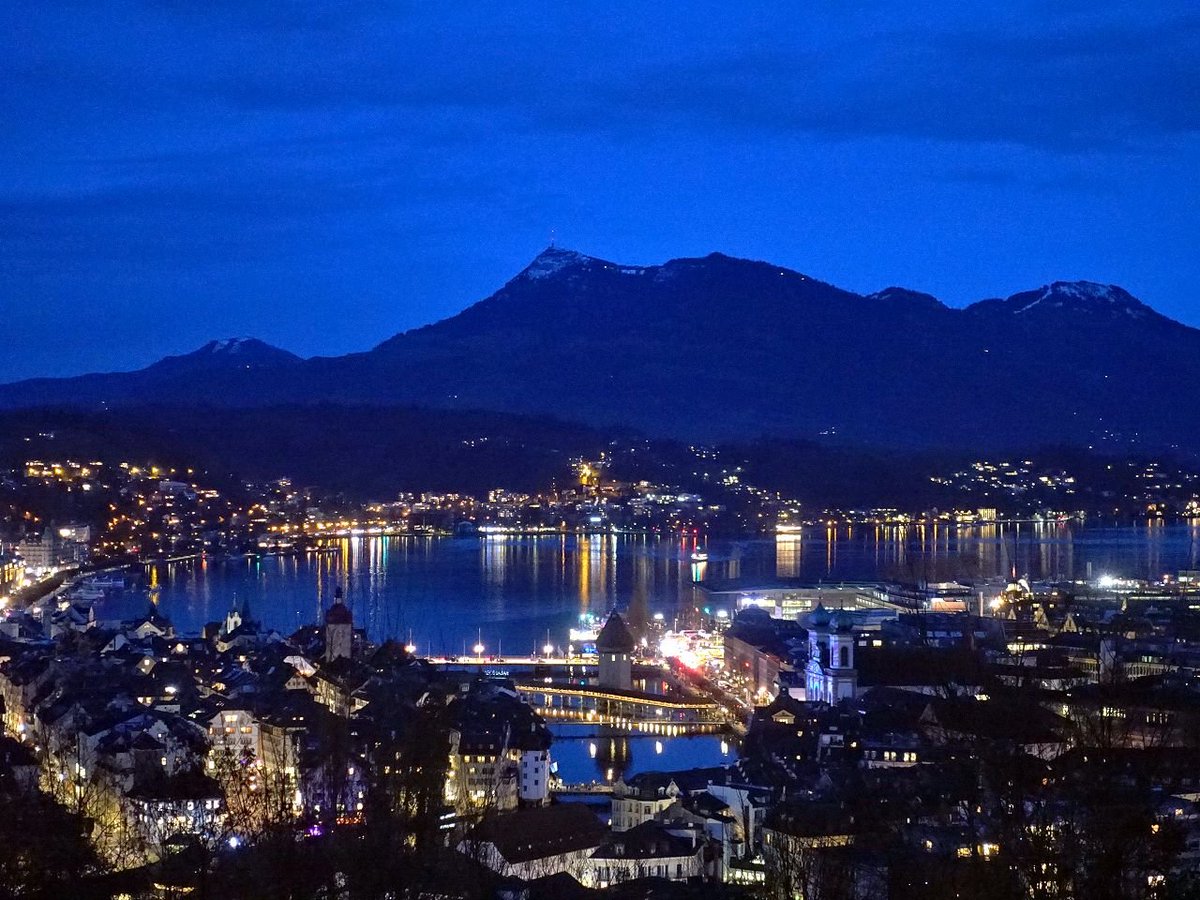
[97,522,1200,647]
[548,723,736,785]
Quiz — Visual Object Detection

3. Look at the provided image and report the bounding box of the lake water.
[96,521,1200,650]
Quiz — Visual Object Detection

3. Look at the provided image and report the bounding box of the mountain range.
[3,248,1196,450]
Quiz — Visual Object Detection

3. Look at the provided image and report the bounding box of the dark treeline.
[2,406,1198,513]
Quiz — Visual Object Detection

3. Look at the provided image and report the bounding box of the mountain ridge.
[1,248,1193,450]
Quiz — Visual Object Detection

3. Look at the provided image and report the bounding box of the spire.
[325,584,352,626]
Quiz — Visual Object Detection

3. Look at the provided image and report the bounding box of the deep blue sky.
[2,2,1198,381]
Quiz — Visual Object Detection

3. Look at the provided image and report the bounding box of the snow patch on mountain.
[521,247,594,280]
[206,337,256,354]
[1015,281,1134,314]
[867,287,944,309]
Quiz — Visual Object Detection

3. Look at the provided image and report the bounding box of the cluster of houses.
[0,587,438,861]
[459,764,765,890]
[709,583,1200,896]
[0,590,762,894]
[4,570,1200,897]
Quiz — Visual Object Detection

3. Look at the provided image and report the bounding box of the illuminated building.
[804,605,858,704]
[597,612,634,691]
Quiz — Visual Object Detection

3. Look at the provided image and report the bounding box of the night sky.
[2,2,1197,382]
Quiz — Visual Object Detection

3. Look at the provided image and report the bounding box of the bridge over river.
[425,655,739,734]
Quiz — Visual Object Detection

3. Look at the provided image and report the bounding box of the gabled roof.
[683,790,737,820]
[467,803,605,863]
[857,647,984,689]
[764,801,857,838]
[921,697,1067,746]
[593,821,701,860]
[596,612,635,652]
[617,766,726,799]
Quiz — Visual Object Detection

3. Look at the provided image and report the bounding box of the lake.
[96,521,1200,650]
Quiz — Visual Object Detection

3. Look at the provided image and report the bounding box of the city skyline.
[4,5,1200,895]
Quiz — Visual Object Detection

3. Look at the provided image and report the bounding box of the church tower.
[325,586,353,663]
[223,594,253,638]
[223,598,242,637]
[804,605,858,704]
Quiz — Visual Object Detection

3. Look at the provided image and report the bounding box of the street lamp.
[473,642,485,658]
[543,643,554,657]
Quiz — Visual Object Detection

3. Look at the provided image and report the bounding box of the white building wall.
[519,748,549,804]
[591,850,704,887]
[611,795,675,831]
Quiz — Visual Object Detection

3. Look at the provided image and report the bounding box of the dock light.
[543,643,554,656]
[404,643,417,654]
[473,642,485,656]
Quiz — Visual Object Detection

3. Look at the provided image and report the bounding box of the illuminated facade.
[804,605,858,704]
